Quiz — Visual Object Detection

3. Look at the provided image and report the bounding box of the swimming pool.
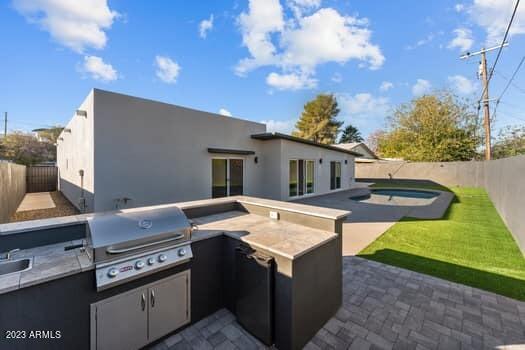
[350,189,439,206]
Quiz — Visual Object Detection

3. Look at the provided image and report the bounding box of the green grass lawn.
[358,181,525,301]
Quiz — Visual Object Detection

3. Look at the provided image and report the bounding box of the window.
[289,160,298,197]
[330,161,341,190]
[289,159,315,197]
[212,158,244,198]
[306,160,314,194]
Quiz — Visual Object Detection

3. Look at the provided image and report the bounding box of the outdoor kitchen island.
[0,196,349,350]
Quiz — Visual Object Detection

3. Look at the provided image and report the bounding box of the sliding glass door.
[330,161,341,190]
[212,158,243,198]
[229,159,244,196]
[289,159,315,197]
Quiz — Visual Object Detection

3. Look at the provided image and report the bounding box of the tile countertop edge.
[235,196,350,220]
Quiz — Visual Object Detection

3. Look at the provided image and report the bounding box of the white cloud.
[469,0,525,45]
[448,75,478,95]
[261,119,296,134]
[199,15,214,38]
[338,93,389,115]
[379,81,393,92]
[155,55,180,84]
[287,0,322,18]
[405,33,437,50]
[218,108,232,117]
[331,73,343,83]
[81,55,117,81]
[280,8,384,71]
[266,72,317,90]
[236,0,284,75]
[455,4,465,12]
[412,79,432,96]
[447,27,473,52]
[338,92,390,136]
[236,1,384,90]
[13,0,118,53]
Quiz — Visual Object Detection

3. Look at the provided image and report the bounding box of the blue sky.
[1,0,524,139]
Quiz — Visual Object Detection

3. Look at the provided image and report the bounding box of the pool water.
[351,189,439,206]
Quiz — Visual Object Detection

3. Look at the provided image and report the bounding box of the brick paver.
[148,257,525,349]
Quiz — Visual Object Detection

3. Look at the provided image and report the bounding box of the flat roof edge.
[251,132,362,157]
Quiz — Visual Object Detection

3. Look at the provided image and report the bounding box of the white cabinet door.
[95,288,148,350]
[148,271,190,341]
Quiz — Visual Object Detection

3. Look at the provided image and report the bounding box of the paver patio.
[149,256,525,350]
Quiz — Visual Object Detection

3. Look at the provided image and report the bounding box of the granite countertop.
[191,211,338,260]
[0,240,92,295]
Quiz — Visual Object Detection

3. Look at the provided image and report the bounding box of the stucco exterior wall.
[56,91,95,211]
[279,139,355,201]
[0,162,26,223]
[356,156,525,254]
[92,89,267,212]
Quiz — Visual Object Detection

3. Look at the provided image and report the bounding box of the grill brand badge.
[138,219,153,229]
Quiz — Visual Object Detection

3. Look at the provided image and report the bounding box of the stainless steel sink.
[0,258,32,276]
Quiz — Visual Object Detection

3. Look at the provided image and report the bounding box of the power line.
[493,70,525,93]
[492,56,525,121]
[460,0,520,160]
[477,0,521,103]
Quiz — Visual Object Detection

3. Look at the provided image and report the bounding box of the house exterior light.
[76,110,87,118]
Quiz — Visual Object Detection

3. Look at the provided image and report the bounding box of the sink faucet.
[1,249,20,261]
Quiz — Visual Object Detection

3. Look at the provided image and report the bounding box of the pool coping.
[357,187,455,220]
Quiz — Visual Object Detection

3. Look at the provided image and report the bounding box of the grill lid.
[87,206,191,262]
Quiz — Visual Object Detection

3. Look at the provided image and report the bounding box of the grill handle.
[106,234,186,254]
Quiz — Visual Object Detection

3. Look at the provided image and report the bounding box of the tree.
[34,126,64,144]
[339,124,363,143]
[377,92,480,161]
[0,132,55,166]
[492,125,525,159]
[293,94,343,144]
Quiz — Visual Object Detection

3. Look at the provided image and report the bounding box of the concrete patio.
[149,256,525,350]
[16,192,55,212]
[294,188,454,255]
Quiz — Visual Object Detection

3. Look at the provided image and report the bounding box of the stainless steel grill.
[86,206,193,291]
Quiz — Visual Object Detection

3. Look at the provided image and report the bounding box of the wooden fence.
[26,166,58,193]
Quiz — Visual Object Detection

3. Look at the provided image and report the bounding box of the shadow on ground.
[359,248,525,301]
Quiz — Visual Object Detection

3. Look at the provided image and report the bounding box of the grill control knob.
[158,254,167,263]
[178,248,186,257]
[107,268,119,278]
[135,260,145,270]
[147,257,155,265]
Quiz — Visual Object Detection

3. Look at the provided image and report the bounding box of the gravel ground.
[10,191,79,222]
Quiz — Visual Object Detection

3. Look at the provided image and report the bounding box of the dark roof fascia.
[251,132,362,157]
[207,148,256,155]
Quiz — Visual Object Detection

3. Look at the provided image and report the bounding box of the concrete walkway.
[295,188,453,256]
[16,192,55,212]
[148,257,525,350]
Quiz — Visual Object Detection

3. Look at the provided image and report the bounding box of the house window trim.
[289,158,315,199]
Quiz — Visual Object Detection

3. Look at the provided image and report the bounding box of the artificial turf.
[358,181,525,301]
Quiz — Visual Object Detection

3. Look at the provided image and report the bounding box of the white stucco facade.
[57,89,358,212]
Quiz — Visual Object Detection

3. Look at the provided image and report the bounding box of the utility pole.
[460,43,508,161]
[480,50,491,160]
[3,112,6,138]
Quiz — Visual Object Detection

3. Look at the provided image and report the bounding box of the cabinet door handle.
[141,293,146,311]
[150,290,155,308]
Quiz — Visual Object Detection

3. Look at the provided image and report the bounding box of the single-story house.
[57,89,361,212]
[335,142,378,163]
